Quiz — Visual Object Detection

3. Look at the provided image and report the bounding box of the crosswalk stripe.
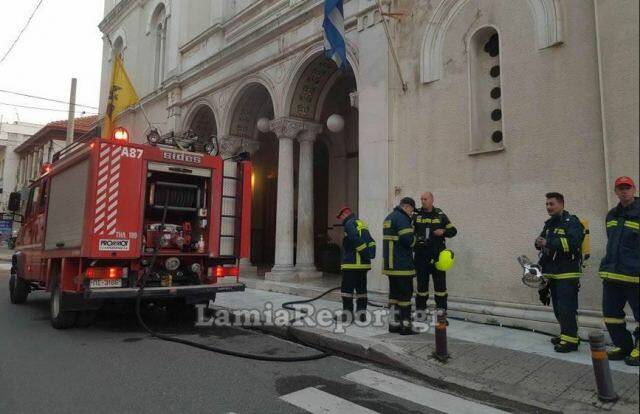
[280,387,379,414]
[343,369,508,414]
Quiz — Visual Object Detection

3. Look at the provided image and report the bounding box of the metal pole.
[589,331,618,402]
[65,78,77,145]
[433,308,449,362]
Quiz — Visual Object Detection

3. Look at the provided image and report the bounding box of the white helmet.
[517,255,547,289]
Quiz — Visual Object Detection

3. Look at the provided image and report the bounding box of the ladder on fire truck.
[219,161,247,259]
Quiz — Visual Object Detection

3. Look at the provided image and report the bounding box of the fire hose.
[134,196,333,362]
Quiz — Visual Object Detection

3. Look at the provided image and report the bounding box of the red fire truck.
[6,129,251,329]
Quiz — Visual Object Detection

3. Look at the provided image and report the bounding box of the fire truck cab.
[7,134,251,329]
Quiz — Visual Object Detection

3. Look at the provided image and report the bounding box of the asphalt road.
[0,270,508,414]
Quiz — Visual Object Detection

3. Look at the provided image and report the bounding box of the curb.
[212,303,567,413]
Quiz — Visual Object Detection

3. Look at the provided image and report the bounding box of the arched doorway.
[287,54,358,273]
[228,83,277,267]
[188,105,217,140]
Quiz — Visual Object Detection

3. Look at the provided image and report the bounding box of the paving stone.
[516,359,589,399]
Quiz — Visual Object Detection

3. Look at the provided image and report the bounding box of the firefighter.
[383,197,418,335]
[599,176,639,366]
[413,192,457,313]
[336,206,376,323]
[535,192,585,353]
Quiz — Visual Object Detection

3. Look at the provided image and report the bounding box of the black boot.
[356,297,368,321]
[388,305,400,333]
[415,294,428,311]
[399,306,418,335]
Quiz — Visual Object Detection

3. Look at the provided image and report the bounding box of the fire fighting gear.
[599,197,639,358]
[387,276,414,334]
[340,269,368,316]
[383,206,415,333]
[536,211,585,279]
[538,285,551,306]
[341,214,376,271]
[580,219,591,261]
[607,347,630,360]
[626,343,640,366]
[382,206,416,276]
[599,197,639,284]
[549,278,580,352]
[602,280,639,356]
[518,255,547,289]
[435,249,455,271]
[555,340,578,353]
[413,207,457,310]
[340,214,374,316]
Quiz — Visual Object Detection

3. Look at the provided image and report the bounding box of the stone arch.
[146,1,170,35]
[109,29,127,61]
[283,42,359,121]
[182,99,219,140]
[421,0,563,83]
[225,77,277,139]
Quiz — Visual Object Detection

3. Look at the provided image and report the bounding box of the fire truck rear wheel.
[50,284,78,329]
[9,274,29,304]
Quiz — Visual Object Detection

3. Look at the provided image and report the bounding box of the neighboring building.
[0,121,42,211]
[98,1,639,331]
[13,116,98,191]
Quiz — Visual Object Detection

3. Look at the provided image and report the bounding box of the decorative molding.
[145,0,171,35]
[349,91,359,109]
[421,0,564,84]
[269,117,306,140]
[218,135,241,156]
[297,122,323,142]
[526,0,564,50]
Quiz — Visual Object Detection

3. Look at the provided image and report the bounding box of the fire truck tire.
[76,311,97,328]
[50,284,78,329]
[9,274,29,304]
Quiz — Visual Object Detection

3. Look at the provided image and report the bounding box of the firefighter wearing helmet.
[599,176,640,366]
[413,192,458,314]
[336,206,376,323]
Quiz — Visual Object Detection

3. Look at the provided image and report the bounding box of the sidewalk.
[213,287,639,414]
[0,247,13,262]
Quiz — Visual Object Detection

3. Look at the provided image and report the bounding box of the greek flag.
[323,0,346,71]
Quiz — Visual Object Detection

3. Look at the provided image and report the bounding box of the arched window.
[150,4,167,88]
[112,36,123,60]
[469,27,504,153]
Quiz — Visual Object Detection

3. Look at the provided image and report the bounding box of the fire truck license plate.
[90,279,122,288]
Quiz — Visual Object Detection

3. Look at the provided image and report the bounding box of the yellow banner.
[102,54,139,139]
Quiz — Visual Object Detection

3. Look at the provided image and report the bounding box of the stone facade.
[98,0,639,327]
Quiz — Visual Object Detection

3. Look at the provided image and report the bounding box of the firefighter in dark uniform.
[383,197,418,335]
[413,192,457,312]
[336,206,376,323]
[599,176,639,366]
[535,192,585,353]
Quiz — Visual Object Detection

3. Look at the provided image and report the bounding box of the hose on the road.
[134,196,332,362]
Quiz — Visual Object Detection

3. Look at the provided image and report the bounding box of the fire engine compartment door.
[89,142,145,258]
[45,159,90,250]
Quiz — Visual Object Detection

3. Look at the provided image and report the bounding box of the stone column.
[295,124,323,278]
[265,117,305,281]
[238,137,260,276]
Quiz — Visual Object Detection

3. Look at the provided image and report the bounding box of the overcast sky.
[0,0,103,126]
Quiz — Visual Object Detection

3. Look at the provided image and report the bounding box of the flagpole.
[376,0,407,92]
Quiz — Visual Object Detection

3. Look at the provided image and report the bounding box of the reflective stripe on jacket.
[413,206,457,259]
[599,197,640,284]
[536,211,584,279]
[341,214,376,270]
[382,206,416,277]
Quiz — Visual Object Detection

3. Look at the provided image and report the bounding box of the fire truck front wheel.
[50,284,78,329]
[9,274,29,304]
